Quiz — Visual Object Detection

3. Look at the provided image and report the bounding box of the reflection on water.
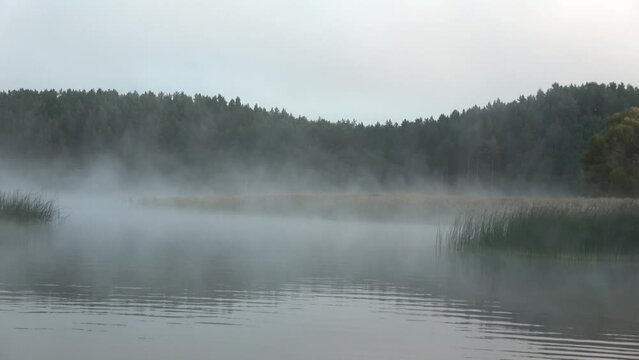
[0,199,638,359]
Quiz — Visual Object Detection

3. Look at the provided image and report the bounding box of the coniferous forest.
[1,82,638,193]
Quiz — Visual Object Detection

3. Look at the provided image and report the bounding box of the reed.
[444,200,639,258]
[0,191,59,223]
[136,192,541,223]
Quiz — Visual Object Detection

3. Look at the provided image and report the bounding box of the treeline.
[1,83,638,191]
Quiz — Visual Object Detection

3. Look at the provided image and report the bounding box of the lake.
[0,197,638,359]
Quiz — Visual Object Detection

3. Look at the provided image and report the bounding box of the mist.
[1,170,638,359]
[2,0,639,358]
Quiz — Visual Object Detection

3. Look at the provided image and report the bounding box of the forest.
[1,82,638,193]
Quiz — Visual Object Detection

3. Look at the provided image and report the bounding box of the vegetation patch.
[2,83,639,190]
[0,191,59,223]
[581,107,639,197]
[442,199,639,259]
[136,193,552,223]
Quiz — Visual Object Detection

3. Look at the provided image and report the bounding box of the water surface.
[0,198,638,359]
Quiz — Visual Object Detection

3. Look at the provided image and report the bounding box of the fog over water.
[1,0,639,358]
[0,177,638,359]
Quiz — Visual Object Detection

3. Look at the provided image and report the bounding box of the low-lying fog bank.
[0,194,637,341]
[0,165,638,357]
[3,157,639,261]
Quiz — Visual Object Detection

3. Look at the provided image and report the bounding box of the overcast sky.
[1,0,637,123]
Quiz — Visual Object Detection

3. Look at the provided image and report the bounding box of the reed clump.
[0,191,59,223]
[444,199,639,258]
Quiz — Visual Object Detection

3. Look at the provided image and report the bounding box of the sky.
[1,0,638,123]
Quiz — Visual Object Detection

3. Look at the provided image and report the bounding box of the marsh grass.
[443,199,639,259]
[136,192,541,223]
[0,191,59,223]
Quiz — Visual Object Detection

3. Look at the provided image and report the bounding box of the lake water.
[0,198,638,359]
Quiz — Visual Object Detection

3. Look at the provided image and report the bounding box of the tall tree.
[581,107,639,196]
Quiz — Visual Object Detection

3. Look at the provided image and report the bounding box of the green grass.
[0,191,59,223]
[442,199,639,259]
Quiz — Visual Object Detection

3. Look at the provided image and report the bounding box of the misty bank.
[138,192,639,258]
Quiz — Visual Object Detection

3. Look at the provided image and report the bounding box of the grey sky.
[1,0,637,123]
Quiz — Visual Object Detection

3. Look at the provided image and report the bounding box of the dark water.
[0,198,638,359]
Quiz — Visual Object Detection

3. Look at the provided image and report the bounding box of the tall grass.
[0,191,59,223]
[443,200,639,258]
[136,192,547,223]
